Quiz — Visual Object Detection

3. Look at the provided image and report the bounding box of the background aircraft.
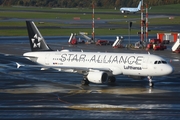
[120,1,141,13]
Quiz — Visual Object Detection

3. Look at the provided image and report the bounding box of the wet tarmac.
[0,36,180,120]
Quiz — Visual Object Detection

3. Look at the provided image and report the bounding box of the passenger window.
[154,61,157,64]
[158,61,161,64]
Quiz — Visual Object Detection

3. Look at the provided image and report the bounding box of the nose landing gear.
[148,76,154,87]
[81,77,89,86]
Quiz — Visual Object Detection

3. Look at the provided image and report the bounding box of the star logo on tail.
[31,34,43,48]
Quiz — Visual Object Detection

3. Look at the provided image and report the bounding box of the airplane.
[120,1,141,14]
[16,20,173,87]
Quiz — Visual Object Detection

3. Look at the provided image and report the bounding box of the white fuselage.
[120,8,139,13]
[23,50,173,77]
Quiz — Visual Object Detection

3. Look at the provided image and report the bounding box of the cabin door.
[142,57,148,69]
[45,53,50,65]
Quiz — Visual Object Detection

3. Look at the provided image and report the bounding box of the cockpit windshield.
[154,60,167,64]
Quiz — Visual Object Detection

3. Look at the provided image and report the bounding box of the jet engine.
[87,71,108,84]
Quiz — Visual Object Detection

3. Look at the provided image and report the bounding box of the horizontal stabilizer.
[16,62,24,68]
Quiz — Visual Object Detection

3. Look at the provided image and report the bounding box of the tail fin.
[26,21,53,51]
[137,1,142,10]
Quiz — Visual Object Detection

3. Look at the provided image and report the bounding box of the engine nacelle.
[87,71,108,84]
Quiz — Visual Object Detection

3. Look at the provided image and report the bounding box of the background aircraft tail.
[137,1,142,10]
[26,21,53,51]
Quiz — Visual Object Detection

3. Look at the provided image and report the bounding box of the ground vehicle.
[147,43,166,50]
[149,38,170,44]
[147,38,167,50]
[149,38,161,44]
[153,43,167,50]
[96,40,108,45]
[96,40,113,46]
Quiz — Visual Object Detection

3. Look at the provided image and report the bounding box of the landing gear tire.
[149,82,154,87]
[147,76,154,87]
[81,79,89,86]
[108,76,116,83]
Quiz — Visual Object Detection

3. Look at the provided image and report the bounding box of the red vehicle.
[69,38,77,45]
[153,43,167,50]
[147,43,166,50]
[149,38,161,44]
[96,40,108,46]
[146,43,153,49]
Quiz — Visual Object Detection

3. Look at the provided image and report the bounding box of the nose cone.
[165,65,173,75]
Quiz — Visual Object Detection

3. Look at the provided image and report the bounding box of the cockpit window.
[162,61,167,64]
[154,60,167,64]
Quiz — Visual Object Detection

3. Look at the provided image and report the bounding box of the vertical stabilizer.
[26,21,53,51]
[137,1,142,10]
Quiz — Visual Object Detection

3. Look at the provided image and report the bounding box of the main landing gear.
[108,76,116,83]
[81,77,89,86]
[148,76,154,87]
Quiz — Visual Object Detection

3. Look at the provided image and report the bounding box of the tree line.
[1,0,180,8]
